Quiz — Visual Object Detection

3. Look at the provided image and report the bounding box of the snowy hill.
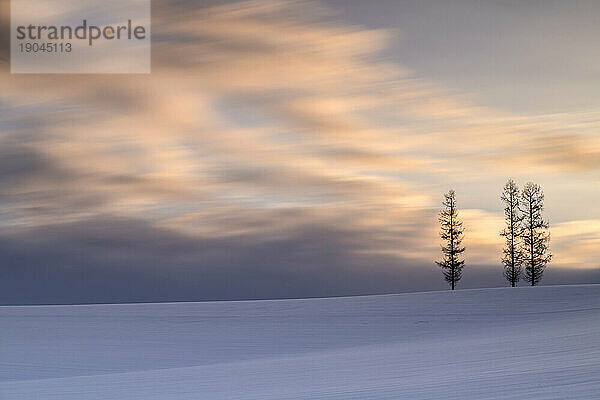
[2,285,600,399]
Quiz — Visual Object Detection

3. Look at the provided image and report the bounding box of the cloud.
[1,211,596,304]
[0,213,444,304]
[0,0,599,303]
[552,220,600,269]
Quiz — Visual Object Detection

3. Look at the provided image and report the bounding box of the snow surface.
[2,285,600,399]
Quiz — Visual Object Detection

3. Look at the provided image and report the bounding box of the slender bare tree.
[520,182,552,286]
[436,190,465,290]
[500,179,523,287]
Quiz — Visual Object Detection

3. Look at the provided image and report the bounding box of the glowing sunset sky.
[1,0,599,303]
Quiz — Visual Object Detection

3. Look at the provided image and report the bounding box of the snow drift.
[2,285,599,399]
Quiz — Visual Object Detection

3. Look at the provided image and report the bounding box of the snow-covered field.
[2,285,600,399]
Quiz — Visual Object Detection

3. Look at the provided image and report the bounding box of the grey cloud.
[0,0,8,65]
[2,213,596,305]
[0,144,62,185]
[0,214,441,304]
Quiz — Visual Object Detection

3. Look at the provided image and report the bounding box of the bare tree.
[520,182,552,286]
[500,179,523,287]
[436,190,465,290]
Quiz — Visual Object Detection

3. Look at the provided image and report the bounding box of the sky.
[1,0,600,304]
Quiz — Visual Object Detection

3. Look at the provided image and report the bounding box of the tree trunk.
[450,199,454,291]
[530,201,535,286]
